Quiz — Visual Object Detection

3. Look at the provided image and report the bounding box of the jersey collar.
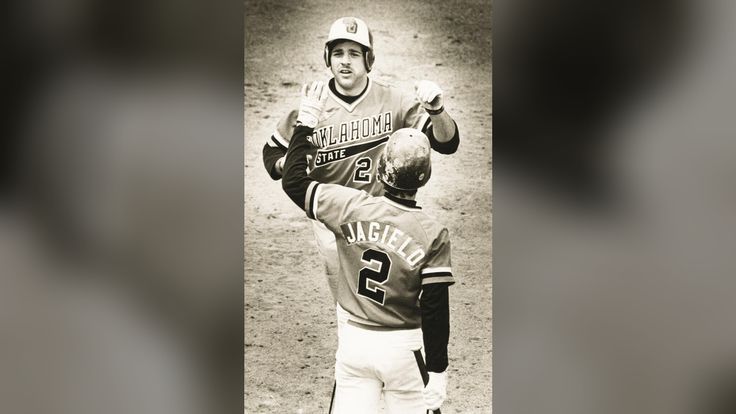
[328,77,372,113]
[382,192,422,210]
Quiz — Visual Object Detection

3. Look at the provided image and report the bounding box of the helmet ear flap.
[365,49,375,72]
[365,29,375,72]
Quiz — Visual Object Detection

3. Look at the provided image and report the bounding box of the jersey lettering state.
[305,182,454,329]
[270,78,430,195]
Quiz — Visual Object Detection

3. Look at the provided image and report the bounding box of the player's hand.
[306,154,313,174]
[415,80,444,111]
[423,371,447,410]
[297,81,329,128]
[274,156,286,175]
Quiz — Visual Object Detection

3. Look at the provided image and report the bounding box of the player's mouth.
[338,68,352,75]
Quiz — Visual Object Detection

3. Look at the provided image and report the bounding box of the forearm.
[420,283,451,372]
[428,109,456,143]
[427,119,460,155]
[281,125,316,210]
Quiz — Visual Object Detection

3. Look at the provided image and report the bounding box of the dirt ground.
[244,0,492,412]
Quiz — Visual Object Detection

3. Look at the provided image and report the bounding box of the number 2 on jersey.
[357,249,391,305]
[353,157,372,183]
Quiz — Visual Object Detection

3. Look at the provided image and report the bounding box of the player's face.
[329,40,368,95]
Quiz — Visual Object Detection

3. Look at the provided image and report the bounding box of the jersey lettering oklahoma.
[266,78,430,195]
[302,182,454,329]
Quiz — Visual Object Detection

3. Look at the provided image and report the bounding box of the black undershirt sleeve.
[425,120,460,155]
[263,144,287,180]
[281,125,317,210]
[420,282,451,373]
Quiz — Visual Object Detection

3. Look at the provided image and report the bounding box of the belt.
[347,319,411,332]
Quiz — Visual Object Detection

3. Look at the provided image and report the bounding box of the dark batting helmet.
[377,128,432,191]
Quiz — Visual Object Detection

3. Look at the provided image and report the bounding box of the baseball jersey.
[264,77,435,194]
[303,181,455,329]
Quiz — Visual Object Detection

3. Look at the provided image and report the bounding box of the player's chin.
[335,76,355,89]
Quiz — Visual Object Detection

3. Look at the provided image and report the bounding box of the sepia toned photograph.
[245,0,491,412]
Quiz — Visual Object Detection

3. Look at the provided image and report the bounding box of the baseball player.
[281,81,453,413]
[262,17,460,302]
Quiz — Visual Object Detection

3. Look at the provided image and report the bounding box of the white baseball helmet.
[324,17,375,72]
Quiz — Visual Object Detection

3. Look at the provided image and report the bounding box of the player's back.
[315,186,452,329]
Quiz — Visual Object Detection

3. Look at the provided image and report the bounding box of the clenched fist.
[415,80,444,111]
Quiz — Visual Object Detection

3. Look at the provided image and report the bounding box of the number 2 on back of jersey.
[353,157,372,183]
[357,249,391,305]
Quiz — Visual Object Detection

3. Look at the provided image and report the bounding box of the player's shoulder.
[320,183,372,202]
[370,77,397,89]
[412,210,449,240]
[369,78,405,97]
[370,77,417,107]
[378,196,446,238]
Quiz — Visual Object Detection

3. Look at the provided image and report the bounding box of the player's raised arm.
[414,80,460,154]
[281,81,329,210]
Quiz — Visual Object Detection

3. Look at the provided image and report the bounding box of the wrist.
[296,116,318,128]
[426,106,444,116]
[294,123,316,133]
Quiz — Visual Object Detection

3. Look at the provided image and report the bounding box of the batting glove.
[415,80,444,111]
[423,371,447,410]
[297,81,329,128]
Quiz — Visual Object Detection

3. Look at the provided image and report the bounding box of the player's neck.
[332,77,369,97]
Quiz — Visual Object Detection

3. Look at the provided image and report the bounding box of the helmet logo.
[343,17,358,34]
